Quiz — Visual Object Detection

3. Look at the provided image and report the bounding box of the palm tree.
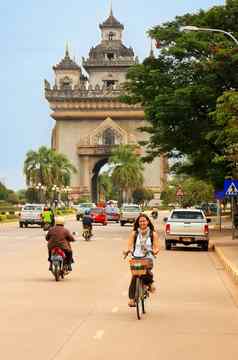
[24,146,77,202]
[98,173,113,201]
[24,146,52,187]
[50,152,77,187]
[109,145,144,203]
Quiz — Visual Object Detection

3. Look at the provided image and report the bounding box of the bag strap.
[133,229,153,252]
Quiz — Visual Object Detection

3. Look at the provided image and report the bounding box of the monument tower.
[45,7,167,202]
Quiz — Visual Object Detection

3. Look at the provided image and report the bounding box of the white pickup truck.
[164,208,210,251]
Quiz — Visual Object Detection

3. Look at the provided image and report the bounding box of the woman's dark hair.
[133,213,154,232]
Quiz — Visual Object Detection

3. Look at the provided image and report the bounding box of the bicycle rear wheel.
[135,277,143,320]
[142,296,145,314]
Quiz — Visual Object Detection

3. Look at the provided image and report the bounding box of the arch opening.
[91,158,108,204]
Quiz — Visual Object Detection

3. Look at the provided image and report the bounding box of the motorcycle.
[50,247,70,281]
[82,225,92,241]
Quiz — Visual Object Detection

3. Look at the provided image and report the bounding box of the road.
[1,217,238,360]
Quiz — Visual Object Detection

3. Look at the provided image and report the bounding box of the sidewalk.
[210,224,238,284]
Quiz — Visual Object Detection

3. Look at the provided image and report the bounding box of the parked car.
[105,206,120,222]
[164,208,210,251]
[120,204,141,226]
[90,207,107,225]
[19,204,44,228]
[76,203,96,221]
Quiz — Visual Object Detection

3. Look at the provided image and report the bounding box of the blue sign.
[224,180,238,197]
[214,191,225,200]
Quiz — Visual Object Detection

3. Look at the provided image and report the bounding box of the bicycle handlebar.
[123,250,157,259]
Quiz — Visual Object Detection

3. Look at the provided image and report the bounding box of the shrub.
[6,214,18,220]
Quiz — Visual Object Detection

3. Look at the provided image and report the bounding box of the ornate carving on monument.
[44,79,51,90]
[78,117,130,148]
[60,76,72,90]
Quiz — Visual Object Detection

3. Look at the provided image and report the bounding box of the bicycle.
[124,251,155,320]
[82,225,92,241]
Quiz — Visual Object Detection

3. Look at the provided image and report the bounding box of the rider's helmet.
[55,216,65,226]
[84,210,90,215]
[44,207,48,211]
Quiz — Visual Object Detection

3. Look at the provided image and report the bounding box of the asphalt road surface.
[1,217,238,360]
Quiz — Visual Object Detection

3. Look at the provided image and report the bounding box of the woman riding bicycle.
[124,213,160,307]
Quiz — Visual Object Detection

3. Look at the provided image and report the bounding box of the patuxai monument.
[44,7,167,202]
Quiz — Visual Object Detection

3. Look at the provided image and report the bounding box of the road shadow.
[166,246,207,252]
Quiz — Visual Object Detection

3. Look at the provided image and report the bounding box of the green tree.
[109,145,144,203]
[122,1,238,188]
[132,187,154,206]
[210,90,238,177]
[97,173,119,201]
[7,191,19,204]
[23,146,76,201]
[161,177,214,207]
[24,146,52,187]
[50,152,77,187]
[0,182,8,201]
[16,189,27,204]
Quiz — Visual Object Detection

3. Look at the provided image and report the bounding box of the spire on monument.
[65,41,69,57]
[109,0,113,16]
[100,3,124,29]
[53,43,80,71]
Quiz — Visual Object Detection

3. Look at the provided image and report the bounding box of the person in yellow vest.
[42,207,54,228]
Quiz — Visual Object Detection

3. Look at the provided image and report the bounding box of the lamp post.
[52,184,59,208]
[62,186,71,207]
[180,25,238,45]
[35,182,45,203]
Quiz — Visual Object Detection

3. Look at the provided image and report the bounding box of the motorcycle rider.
[151,208,158,220]
[150,207,159,232]
[42,207,54,228]
[82,210,93,237]
[46,216,75,271]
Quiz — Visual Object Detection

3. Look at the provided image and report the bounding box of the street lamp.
[180,26,238,45]
[61,186,71,207]
[52,184,59,208]
[35,182,45,203]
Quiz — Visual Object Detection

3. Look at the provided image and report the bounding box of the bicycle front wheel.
[135,277,143,320]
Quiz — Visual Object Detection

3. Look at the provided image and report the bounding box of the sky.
[0,0,225,190]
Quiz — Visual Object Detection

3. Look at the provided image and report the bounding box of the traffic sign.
[224,180,238,196]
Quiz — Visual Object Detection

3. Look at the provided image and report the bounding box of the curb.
[214,246,238,284]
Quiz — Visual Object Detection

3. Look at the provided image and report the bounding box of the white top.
[133,229,153,259]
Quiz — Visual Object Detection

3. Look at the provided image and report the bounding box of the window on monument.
[107,52,115,60]
[109,32,115,41]
[61,76,72,90]
[105,80,115,88]
[103,129,115,145]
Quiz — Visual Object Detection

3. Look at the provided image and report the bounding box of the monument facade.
[45,9,167,202]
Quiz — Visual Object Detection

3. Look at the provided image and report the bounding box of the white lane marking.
[112,306,119,313]
[93,330,105,340]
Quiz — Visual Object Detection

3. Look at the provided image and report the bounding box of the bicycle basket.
[129,258,151,276]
